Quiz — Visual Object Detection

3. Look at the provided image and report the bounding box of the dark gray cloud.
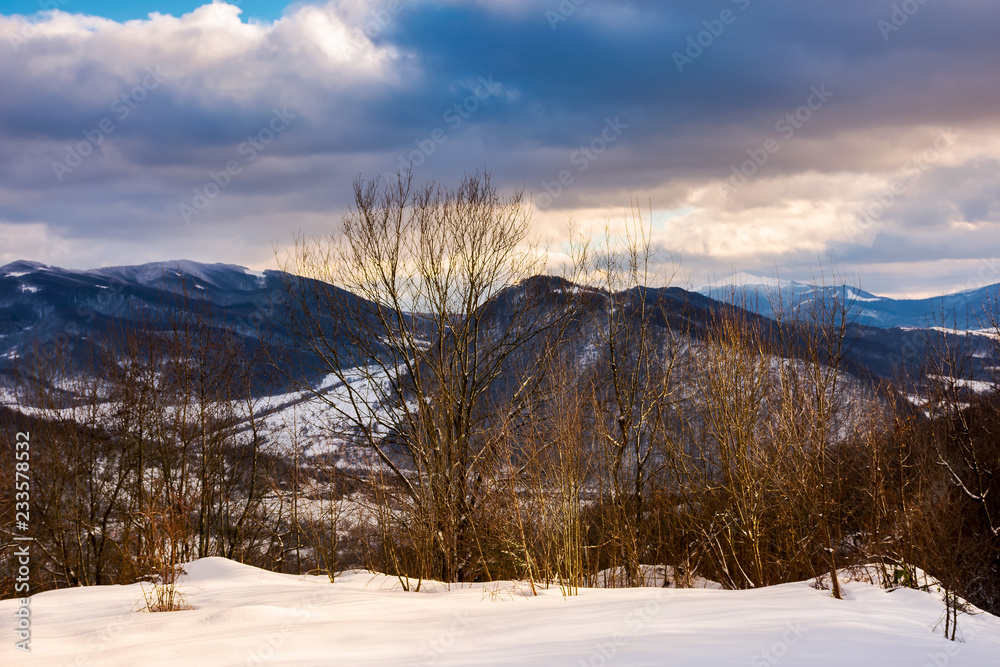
[0,0,998,296]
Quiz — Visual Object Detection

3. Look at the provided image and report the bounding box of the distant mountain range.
[0,259,342,394]
[696,272,1000,331]
[1,260,998,402]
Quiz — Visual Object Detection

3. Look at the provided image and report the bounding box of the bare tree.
[769,268,862,599]
[582,208,680,587]
[686,292,776,589]
[282,169,573,583]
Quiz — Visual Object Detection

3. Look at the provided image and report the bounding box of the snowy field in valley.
[2,558,999,666]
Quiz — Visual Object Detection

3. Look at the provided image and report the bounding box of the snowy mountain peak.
[0,259,48,277]
[86,260,266,289]
[696,272,798,293]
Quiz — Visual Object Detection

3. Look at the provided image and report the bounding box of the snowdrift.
[2,557,999,666]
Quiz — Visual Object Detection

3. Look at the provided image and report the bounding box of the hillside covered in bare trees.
[2,173,999,641]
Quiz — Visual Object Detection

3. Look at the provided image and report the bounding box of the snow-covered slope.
[696,272,1000,330]
[696,272,798,292]
[2,557,998,666]
[87,260,268,292]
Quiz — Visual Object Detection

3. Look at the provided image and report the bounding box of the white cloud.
[0,2,399,110]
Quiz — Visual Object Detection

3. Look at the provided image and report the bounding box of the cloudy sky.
[1,0,999,297]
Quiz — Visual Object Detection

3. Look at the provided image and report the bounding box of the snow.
[0,260,47,277]
[0,385,17,407]
[87,261,255,288]
[255,365,402,457]
[846,287,882,303]
[908,326,1000,340]
[0,362,395,463]
[697,272,796,292]
[970,328,1000,341]
[2,558,998,666]
[592,565,720,590]
[928,375,996,394]
[243,268,267,280]
[553,286,601,296]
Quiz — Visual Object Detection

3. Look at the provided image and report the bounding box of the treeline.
[1,172,998,628]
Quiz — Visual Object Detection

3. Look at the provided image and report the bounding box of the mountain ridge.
[696,271,1000,330]
[2,260,999,398]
